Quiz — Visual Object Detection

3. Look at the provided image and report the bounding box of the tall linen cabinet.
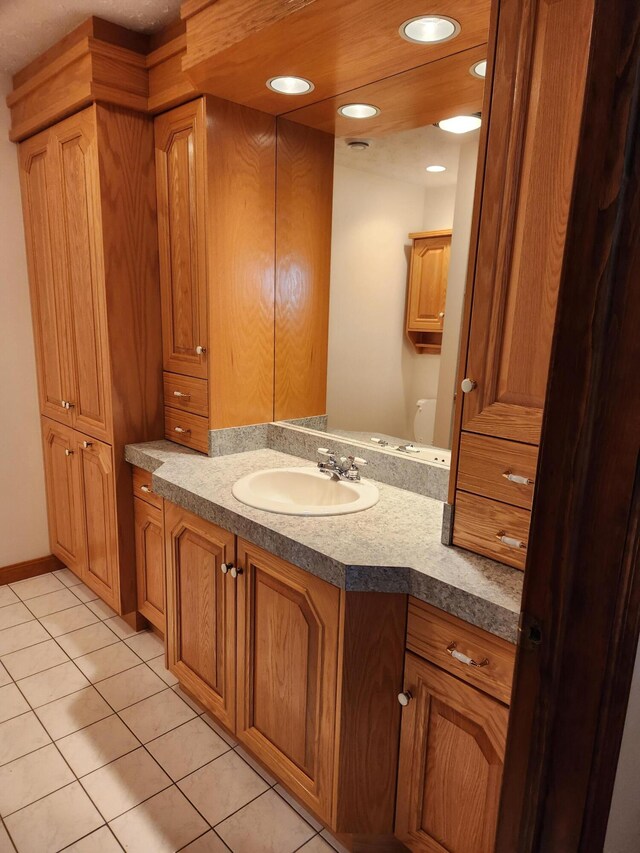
[19,104,163,615]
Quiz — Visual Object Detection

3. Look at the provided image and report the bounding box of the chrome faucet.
[317,448,367,481]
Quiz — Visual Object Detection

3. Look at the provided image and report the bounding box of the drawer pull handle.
[447,642,489,668]
[496,531,527,550]
[502,470,535,486]
[174,427,191,435]
[173,391,191,400]
[140,485,151,493]
[398,691,413,706]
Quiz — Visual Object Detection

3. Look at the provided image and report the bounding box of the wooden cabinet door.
[165,503,235,729]
[78,434,118,607]
[407,233,451,333]
[134,497,165,631]
[41,418,86,576]
[155,100,208,379]
[236,539,340,821]
[49,108,112,442]
[395,653,508,853]
[19,132,74,427]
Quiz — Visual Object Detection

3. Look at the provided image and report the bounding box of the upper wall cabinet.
[155,96,276,441]
[406,230,451,355]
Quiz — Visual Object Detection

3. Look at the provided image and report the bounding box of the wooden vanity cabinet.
[406,230,451,355]
[133,468,165,631]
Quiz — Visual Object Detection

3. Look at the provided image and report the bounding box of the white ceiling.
[334,123,479,188]
[0,0,182,75]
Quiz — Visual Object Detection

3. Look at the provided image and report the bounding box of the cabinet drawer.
[458,432,538,509]
[163,373,208,417]
[165,408,208,453]
[453,491,530,570]
[407,598,515,704]
[132,466,163,510]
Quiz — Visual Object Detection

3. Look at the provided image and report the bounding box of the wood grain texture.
[396,653,508,853]
[407,598,515,705]
[132,466,163,511]
[457,432,538,510]
[0,555,65,586]
[453,491,530,571]
[236,538,340,822]
[163,373,209,417]
[406,232,451,357]
[283,45,486,138]
[134,497,165,632]
[275,119,333,420]
[147,29,199,113]
[182,0,490,115]
[164,502,236,730]
[164,408,209,453]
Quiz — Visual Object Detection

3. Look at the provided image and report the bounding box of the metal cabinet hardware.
[140,485,151,493]
[221,562,232,575]
[173,391,191,399]
[174,427,191,435]
[230,566,243,579]
[398,691,413,706]
[502,470,535,486]
[195,345,206,355]
[446,642,489,668]
[496,531,527,550]
[82,441,92,449]
[64,448,74,457]
[461,378,477,393]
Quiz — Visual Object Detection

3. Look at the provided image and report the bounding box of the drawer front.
[132,466,163,510]
[453,491,531,570]
[163,373,208,417]
[407,598,515,704]
[458,432,538,509]
[164,407,208,453]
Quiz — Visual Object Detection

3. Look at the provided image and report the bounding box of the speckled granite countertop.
[125,441,523,642]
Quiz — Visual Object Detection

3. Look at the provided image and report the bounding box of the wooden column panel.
[134,497,165,631]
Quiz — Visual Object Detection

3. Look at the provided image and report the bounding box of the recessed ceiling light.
[399,15,460,44]
[470,59,487,79]
[426,165,447,173]
[438,115,482,134]
[338,104,381,119]
[347,140,371,151]
[266,76,314,95]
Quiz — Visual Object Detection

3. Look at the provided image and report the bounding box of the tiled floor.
[0,570,344,853]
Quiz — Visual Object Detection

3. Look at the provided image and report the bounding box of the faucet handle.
[349,456,367,466]
[318,447,334,457]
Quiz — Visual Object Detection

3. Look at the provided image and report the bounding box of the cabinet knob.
[397,691,413,707]
[230,566,243,579]
[461,378,477,393]
[82,441,92,449]
[61,399,67,408]
[174,427,191,435]
[221,562,231,575]
[195,345,206,356]
[64,449,74,457]
[438,311,445,318]
[140,485,151,493]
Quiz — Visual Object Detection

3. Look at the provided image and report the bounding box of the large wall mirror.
[273,41,487,463]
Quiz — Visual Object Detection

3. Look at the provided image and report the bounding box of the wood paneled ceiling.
[181,0,491,116]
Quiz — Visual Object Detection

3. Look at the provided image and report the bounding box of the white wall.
[0,72,49,566]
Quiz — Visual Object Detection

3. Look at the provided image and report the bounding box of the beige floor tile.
[0,743,75,816]
[1,639,69,680]
[56,622,119,659]
[56,714,140,777]
[0,662,9,687]
[86,599,118,621]
[147,716,231,781]
[178,750,268,826]
[80,747,171,821]
[201,714,237,747]
[94,663,166,712]
[124,630,165,661]
[216,789,315,853]
[119,688,196,743]
[40,605,99,638]
[26,588,83,619]
[63,825,122,852]
[173,685,207,714]
[4,781,103,852]
[320,829,349,853]
[147,654,179,686]
[0,711,50,766]
[0,587,19,608]
[299,836,336,853]
[0,821,13,852]
[180,831,229,852]
[70,583,99,604]
[234,745,277,786]
[0,684,30,723]
[274,784,323,832]
[53,568,83,588]
[74,643,141,683]
[104,615,139,640]
[10,574,65,601]
[110,785,209,853]
[0,621,49,656]
[35,686,112,740]
[17,660,89,708]
[0,603,33,631]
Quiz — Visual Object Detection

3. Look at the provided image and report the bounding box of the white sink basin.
[232,467,379,516]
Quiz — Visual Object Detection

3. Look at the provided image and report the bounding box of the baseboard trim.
[0,554,64,586]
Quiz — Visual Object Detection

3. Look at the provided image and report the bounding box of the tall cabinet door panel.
[41,418,86,576]
[395,653,508,853]
[407,234,451,334]
[19,134,73,427]
[78,434,118,607]
[155,100,208,379]
[165,504,235,729]
[50,109,112,441]
[236,539,340,822]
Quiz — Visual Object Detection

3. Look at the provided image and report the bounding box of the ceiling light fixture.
[347,140,371,151]
[266,76,315,95]
[437,115,482,134]
[426,165,447,173]
[399,15,460,44]
[338,104,381,119]
[470,59,487,79]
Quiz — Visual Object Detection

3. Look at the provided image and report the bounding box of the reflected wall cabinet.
[20,104,162,614]
[406,230,451,355]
